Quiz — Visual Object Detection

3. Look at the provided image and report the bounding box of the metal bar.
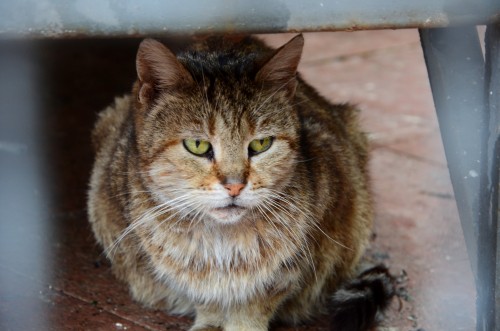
[0,0,499,38]
[484,23,500,331]
[419,27,486,283]
[420,26,500,331]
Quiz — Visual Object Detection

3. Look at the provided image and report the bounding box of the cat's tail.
[329,265,395,331]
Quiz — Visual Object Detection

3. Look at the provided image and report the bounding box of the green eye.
[249,137,273,155]
[183,139,211,156]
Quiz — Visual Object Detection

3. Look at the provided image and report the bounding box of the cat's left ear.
[255,34,304,95]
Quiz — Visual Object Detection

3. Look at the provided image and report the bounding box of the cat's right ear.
[136,39,194,105]
[255,34,304,95]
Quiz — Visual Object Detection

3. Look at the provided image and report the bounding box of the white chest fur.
[144,225,301,307]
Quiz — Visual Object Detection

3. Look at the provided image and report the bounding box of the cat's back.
[294,79,369,172]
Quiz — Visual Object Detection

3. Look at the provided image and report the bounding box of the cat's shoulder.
[92,95,132,152]
[296,80,360,125]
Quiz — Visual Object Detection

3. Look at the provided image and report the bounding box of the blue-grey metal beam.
[484,23,500,331]
[0,0,499,38]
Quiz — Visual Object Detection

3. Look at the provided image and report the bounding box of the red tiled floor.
[0,30,476,330]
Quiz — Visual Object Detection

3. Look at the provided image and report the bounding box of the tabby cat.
[88,34,394,331]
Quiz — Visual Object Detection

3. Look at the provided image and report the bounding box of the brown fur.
[88,35,373,331]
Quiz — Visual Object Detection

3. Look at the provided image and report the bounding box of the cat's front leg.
[189,304,224,331]
[223,298,282,331]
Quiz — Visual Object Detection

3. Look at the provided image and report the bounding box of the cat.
[87,34,394,331]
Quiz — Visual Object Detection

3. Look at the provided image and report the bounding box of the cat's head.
[132,35,304,225]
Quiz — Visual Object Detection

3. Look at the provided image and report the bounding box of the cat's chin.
[208,205,247,225]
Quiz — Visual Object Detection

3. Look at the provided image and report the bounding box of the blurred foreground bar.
[0,0,499,38]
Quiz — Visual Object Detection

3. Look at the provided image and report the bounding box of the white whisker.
[105,193,194,258]
[254,205,294,273]
[266,188,353,251]
[259,196,317,280]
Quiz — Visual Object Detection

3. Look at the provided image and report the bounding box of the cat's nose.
[223,183,245,197]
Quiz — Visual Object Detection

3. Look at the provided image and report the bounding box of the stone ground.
[0,30,477,330]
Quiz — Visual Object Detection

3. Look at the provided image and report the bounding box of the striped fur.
[87,35,393,331]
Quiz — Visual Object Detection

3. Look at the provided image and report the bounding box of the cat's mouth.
[215,203,243,210]
[209,204,247,224]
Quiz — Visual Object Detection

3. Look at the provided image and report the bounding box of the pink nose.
[223,183,245,197]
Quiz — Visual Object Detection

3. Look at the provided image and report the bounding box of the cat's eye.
[183,139,212,156]
[248,137,273,156]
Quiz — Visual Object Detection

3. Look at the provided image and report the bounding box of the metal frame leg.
[485,23,500,331]
[419,26,500,331]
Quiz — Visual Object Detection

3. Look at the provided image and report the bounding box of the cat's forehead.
[174,69,284,132]
[206,91,291,137]
[179,49,259,84]
[171,96,289,141]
